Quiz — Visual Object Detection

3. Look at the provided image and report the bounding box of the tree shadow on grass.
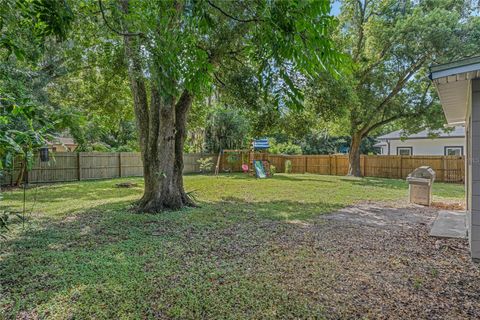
[0,198,187,318]
[338,176,408,190]
[1,195,340,319]
[0,182,473,319]
[217,196,344,221]
[270,174,338,183]
[2,180,145,213]
[214,172,340,184]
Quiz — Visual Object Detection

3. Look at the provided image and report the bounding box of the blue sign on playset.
[253,139,269,150]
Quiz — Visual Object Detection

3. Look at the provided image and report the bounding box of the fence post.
[362,155,366,177]
[118,152,122,178]
[442,156,446,182]
[335,155,338,175]
[77,152,82,181]
[399,156,403,179]
[328,155,332,175]
[304,156,307,174]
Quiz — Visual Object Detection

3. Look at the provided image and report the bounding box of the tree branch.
[207,0,262,23]
[371,55,428,115]
[213,72,226,87]
[363,78,433,136]
[120,0,149,152]
[352,0,366,62]
[98,0,143,37]
[363,114,404,136]
[357,43,391,82]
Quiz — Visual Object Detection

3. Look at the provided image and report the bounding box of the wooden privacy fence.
[0,152,465,185]
[220,154,465,183]
[0,152,215,185]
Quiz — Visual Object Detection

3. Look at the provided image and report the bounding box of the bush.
[114,141,140,152]
[285,160,292,174]
[270,165,276,176]
[270,140,302,155]
[197,157,214,173]
[226,153,240,164]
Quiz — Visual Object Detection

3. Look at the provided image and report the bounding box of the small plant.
[412,277,423,290]
[270,165,276,176]
[226,153,239,164]
[0,210,10,239]
[197,157,214,173]
[0,210,24,240]
[285,160,292,174]
[225,153,239,172]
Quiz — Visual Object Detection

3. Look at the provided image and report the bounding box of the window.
[444,146,463,156]
[397,147,412,156]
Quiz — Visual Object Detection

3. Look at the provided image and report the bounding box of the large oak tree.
[313,0,480,176]
[97,0,340,212]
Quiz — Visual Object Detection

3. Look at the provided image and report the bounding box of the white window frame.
[397,147,412,156]
[444,146,463,156]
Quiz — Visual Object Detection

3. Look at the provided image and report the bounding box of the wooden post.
[335,155,338,175]
[304,156,307,174]
[118,152,122,178]
[442,156,447,182]
[362,155,366,177]
[399,155,403,179]
[328,155,332,175]
[77,152,81,181]
[215,150,222,175]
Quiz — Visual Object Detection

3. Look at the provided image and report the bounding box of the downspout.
[387,140,391,155]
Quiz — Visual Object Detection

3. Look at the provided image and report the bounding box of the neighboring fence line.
[0,152,215,185]
[0,152,465,185]
[264,154,465,183]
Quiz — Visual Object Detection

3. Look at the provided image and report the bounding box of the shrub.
[285,160,292,173]
[270,165,276,176]
[270,140,302,155]
[226,153,239,164]
[197,157,214,173]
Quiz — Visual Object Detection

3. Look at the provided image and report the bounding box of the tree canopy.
[91,0,341,211]
[305,0,480,175]
[3,0,479,208]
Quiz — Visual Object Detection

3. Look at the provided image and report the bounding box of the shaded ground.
[0,174,477,319]
[315,202,479,319]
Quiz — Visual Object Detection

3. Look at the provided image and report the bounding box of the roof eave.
[430,56,480,79]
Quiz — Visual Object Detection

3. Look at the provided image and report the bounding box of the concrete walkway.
[430,210,467,239]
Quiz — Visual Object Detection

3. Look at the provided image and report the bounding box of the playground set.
[214,139,272,178]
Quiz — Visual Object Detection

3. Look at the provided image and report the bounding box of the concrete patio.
[430,210,467,239]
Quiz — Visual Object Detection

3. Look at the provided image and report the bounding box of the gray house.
[430,56,480,260]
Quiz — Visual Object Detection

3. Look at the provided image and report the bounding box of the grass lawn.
[0,174,466,319]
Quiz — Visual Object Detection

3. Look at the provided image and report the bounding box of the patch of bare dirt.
[431,201,465,211]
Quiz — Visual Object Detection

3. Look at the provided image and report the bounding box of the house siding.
[470,78,480,260]
[379,137,465,155]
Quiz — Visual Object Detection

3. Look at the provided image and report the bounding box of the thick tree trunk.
[347,133,362,177]
[121,3,193,212]
[174,91,196,207]
[136,91,186,212]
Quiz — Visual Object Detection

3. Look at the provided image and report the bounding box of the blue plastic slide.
[253,160,267,179]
